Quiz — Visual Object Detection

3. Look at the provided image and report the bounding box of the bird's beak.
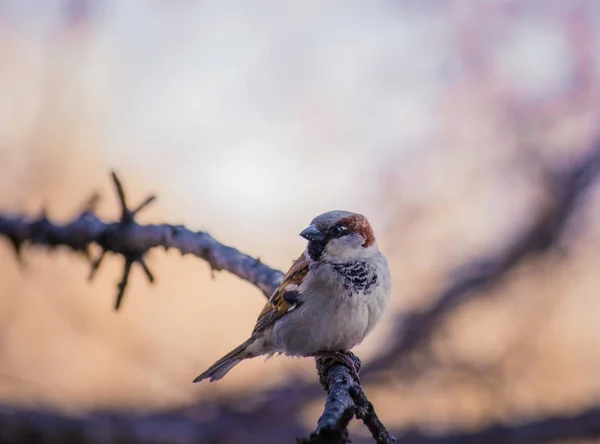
[299,225,325,242]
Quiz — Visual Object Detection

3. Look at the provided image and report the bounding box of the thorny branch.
[0,171,283,309]
[0,171,392,443]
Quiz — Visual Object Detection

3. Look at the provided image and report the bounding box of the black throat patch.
[307,241,325,261]
[331,261,378,294]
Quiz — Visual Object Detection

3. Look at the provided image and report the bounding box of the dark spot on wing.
[282,291,300,304]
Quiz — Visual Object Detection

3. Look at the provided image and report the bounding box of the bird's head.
[299,210,377,262]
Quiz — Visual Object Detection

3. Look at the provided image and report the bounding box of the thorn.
[81,245,91,261]
[38,206,48,222]
[89,250,106,281]
[203,249,217,279]
[81,192,101,214]
[115,257,133,310]
[132,195,156,216]
[9,237,24,265]
[10,237,21,254]
[137,258,155,283]
[110,171,130,222]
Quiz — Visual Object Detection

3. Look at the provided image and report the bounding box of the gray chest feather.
[331,261,378,294]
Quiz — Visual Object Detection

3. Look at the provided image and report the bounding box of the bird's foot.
[312,350,362,384]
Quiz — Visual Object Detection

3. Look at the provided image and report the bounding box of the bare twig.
[350,385,396,444]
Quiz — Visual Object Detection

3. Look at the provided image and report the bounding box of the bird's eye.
[330,225,346,237]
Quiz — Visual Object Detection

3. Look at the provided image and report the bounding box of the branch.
[395,406,600,443]
[300,357,357,444]
[299,354,396,444]
[364,142,600,377]
[0,171,283,309]
[351,385,397,444]
[299,406,354,444]
[1,401,600,443]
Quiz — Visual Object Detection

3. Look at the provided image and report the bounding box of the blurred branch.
[364,142,600,377]
[1,402,600,444]
[0,171,283,308]
[395,405,600,443]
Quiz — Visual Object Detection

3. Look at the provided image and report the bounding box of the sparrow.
[193,210,391,382]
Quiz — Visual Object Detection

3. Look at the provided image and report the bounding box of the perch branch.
[299,354,395,443]
[301,356,358,444]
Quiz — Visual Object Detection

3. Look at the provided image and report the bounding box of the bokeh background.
[1,1,600,442]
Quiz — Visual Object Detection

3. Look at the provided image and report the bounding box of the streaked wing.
[252,252,309,333]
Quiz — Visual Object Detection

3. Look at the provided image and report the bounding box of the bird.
[193,210,391,382]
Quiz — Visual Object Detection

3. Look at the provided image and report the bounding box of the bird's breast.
[330,260,379,295]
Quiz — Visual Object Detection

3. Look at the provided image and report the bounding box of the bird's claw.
[314,350,362,384]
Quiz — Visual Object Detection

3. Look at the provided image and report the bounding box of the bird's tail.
[193,338,255,383]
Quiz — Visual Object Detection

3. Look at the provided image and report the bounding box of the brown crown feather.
[337,214,375,247]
